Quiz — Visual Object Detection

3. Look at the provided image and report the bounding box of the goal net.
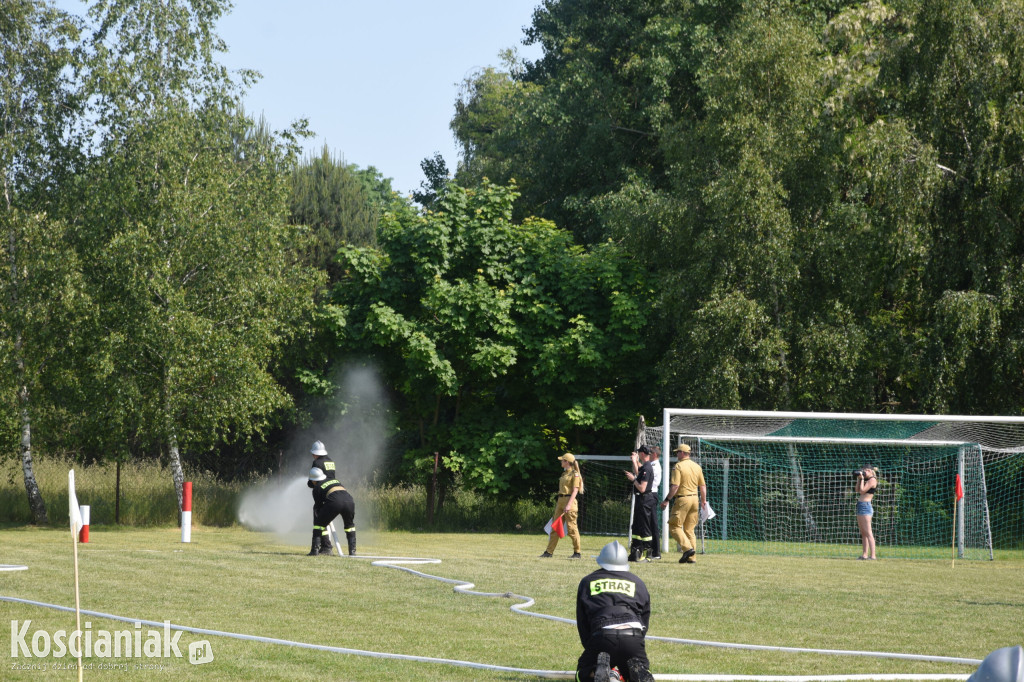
[640,409,1024,560]
[573,456,634,539]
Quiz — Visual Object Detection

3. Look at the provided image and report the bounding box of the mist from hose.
[237,364,389,545]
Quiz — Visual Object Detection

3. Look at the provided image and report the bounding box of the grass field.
[1,525,1020,680]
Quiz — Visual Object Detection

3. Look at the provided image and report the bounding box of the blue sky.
[216,1,544,196]
[54,0,544,196]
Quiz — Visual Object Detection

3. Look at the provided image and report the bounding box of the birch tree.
[66,0,319,508]
[0,0,87,523]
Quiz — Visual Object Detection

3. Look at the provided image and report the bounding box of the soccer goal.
[639,409,1024,560]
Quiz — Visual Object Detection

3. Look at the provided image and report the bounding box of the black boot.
[594,651,612,682]
[319,535,334,555]
[346,530,356,556]
[627,656,655,682]
[307,533,321,556]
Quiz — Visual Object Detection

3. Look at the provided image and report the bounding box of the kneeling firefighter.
[575,541,655,682]
[307,440,356,556]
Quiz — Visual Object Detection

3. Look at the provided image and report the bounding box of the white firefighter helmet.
[967,645,1023,682]
[310,440,327,456]
[308,467,327,483]
[597,541,629,572]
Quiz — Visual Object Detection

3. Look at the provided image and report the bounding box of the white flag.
[69,470,83,535]
[543,518,553,536]
[699,501,717,523]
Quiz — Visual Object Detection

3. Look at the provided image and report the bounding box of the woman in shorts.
[855,465,879,560]
[539,453,584,559]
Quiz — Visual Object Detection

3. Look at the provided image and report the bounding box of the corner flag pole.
[951,473,964,568]
[68,470,84,682]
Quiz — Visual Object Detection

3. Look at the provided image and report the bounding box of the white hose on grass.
[0,592,571,679]
[365,555,982,667]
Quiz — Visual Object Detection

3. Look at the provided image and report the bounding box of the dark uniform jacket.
[635,461,654,497]
[308,455,343,510]
[575,568,651,645]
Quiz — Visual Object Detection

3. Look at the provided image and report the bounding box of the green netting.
[690,439,992,560]
[573,414,1024,561]
[980,451,1024,552]
[639,411,1024,561]
[573,458,633,539]
[768,419,938,441]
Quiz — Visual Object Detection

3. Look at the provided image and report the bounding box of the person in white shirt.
[646,446,662,559]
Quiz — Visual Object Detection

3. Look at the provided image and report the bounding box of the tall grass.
[1,456,552,532]
[368,484,551,532]
[1,456,247,527]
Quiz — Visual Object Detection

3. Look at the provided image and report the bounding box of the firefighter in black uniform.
[307,440,356,556]
[575,541,655,682]
[625,447,656,562]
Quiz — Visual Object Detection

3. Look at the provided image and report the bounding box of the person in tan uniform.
[540,453,584,559]
[659,444,706,564]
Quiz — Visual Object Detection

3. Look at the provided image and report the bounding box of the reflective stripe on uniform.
[588,578,637,597]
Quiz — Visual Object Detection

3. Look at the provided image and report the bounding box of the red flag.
[955,474,964,501]
[551,515,566,538]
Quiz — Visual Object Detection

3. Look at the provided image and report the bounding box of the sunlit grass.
[1,527,1018,680]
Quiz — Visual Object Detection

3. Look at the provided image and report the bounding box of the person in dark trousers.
[307,440,356,556]
[575,541,655,682]
[625,446,655,561]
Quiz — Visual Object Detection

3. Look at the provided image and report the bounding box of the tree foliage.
[66,103,322,502]
[52,0,322,506]
[0,0,90,522]
[453,0,1024,417]
[289,145,379,280]
[319,180,651,496]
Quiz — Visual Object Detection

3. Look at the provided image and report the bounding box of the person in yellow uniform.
[540,453,584,559]
[659,444,706,564]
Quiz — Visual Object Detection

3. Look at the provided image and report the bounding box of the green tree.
[894,0,1024,413]
[289,145,378,281]
[0,0,88,523]
[79,0,250,134]
[319,180,650,499]
[70,104,322,507]
[62,0,321,507]
[411,151,450,208]
[466,0,1024,416]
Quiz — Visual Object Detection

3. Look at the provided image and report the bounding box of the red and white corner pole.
[181,481,192,543]
[79,506,90,543]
